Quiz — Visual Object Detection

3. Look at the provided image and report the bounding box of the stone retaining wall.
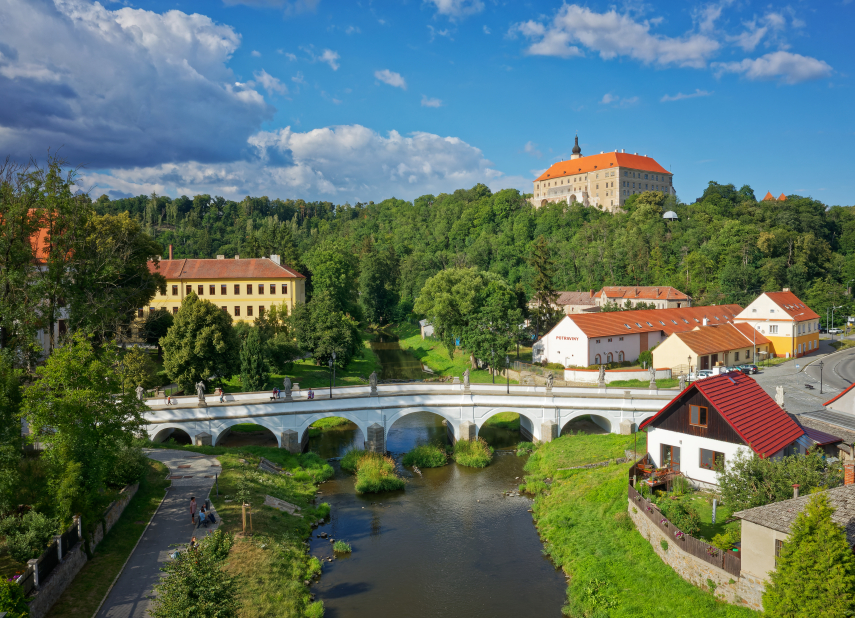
[627,498,764,612]
[28,483,140,618]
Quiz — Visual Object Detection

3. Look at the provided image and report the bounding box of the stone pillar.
[280,429,299,454]
[540,419,558,443]
[54,534,63,562]
[194,432,212,447]
[366,423,385,453]
[28,559,39,590]
[619,419,635,435]
[459,420,476,441]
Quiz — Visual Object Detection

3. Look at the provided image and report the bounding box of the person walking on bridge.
[189,496,197,525]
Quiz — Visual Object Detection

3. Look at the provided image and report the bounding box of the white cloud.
[292,71,305,84]
[0,0,271,168]
[483,25,490,35]
[600,93,617,104]
[221,0,320,15]
[660,88,712,102]
[600,93,638,107]
[428,25,453,41]
[713,51,832,84]
[426,0,484,19]
[375,69,407,90]
[252,69,288,95]
[318,49,340,70]
[421,95,442,107]
[251,50,261,57]
[80,125,503,202]
[512,4,720,68]
[345,25,360,34]
[523,141,541,158]
[280,50,298,61]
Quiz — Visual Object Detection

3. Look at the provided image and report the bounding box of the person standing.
[189,496,197,525]
[219,387,224,403]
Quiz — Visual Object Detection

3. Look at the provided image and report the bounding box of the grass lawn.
[523,433,756,617]
[687,494,737,541]
[481,412,520,430]
[608,378,680,388]
[392,322,519,383]
[46,459,171,618]
[146,442,332,617]
[829,340,855,351]
[222,331,382,393]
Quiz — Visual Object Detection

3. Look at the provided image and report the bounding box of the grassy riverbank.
[341,449,406,493]
[524,433,755,617]
[402,444,448,468]
[144,442,333,617]
[453,438,494,467]
[46,459,170,618]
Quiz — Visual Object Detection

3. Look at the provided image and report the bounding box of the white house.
[639,372,811,489]
[532,304,742,368]
[733,289,820,359]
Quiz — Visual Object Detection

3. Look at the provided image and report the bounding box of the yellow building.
[144,253,305,322]
[733,290,820,359]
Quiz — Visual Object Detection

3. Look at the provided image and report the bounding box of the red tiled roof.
[824,382,855,407]
[672,322,770,355]
[556,291,596,306]
[640,373,805,458]
[762,191,776,201]
[761,291,819,321]
[535,152,670,182]
[778,193,787,201]
[557,304,742,339]
[596,286,690,301]
[148,258,305,279]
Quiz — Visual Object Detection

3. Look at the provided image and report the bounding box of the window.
[172,285,178,296]
[234,306,241,317]
[770,325,778,334]
[259,284,265,295]
[210,285,215,295]
[259,306,265,316]
[735,351,740,361]
[618,351,624,362]
[619,337,624,341]
[608,338,612,342]
[138,308,144,318]
[186,285,192,295]
[775,539,785,567]
[172,307,178,315]
[607,352,613,363]
[149,306,154,314]
[270,284,276,294]
[247,306,253,317]
[752,308,757,313]
[222,306,227,312]
[689,405,708,427]
[221,284,227,295]
[596,339,601,343]
[198,284,204,295]
[595,354,601,364]
[234,284,240,294]
[661,444,680,471]
[247,284,253,295]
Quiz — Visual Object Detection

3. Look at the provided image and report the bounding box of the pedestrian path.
[95,449,221,618]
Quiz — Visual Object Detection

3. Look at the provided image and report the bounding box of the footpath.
[95,449,221,618]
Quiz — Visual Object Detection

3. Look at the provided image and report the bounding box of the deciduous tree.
[290,290,360,368]
[239,326,268,391]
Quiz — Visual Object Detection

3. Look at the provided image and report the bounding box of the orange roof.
[148,258,305,280]
[535,152,670,182]
[762,191,775,201]
[778,193,787,201]
[762,291,819,321]
[672,322,771,356]
[552,304,743,339]
[596,286,689,301]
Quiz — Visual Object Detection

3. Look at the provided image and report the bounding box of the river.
[302,336,567,617]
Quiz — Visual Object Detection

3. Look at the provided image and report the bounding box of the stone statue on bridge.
[679,373,686,391]
[195,380,206,405]
[135,385,146,402]
[648,365,656,389]
[545,371,554,391]
[369,371,378,396]
[463,369,470,391]
[776,385,785,410]
[597,365,606,388]
[282,377,292,400]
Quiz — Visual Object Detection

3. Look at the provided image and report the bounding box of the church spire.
[570,134,582,160]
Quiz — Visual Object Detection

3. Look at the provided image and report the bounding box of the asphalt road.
[804,344,855,391]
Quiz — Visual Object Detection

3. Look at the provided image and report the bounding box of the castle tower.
[570,134,582,160]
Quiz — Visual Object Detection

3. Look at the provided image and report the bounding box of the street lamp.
[832,306,843,342]
[819,360,824,394]
[332,351,337,387]
[328,351,337,399]
[506,355,510,394]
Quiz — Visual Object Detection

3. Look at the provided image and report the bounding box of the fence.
[628,484,741,577]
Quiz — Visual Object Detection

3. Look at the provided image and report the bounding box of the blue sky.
[1,0,851,205]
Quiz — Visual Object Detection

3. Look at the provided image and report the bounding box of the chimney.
[216,255,225,260]
[845,462,855,486]
[702,317,708,326]
[792,484,800,499]
[168,244,173,260]
[783,287,790,292]
[269,254,281,265]
[234,255,240,260]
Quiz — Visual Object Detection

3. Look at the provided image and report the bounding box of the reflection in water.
[369,333,428,381]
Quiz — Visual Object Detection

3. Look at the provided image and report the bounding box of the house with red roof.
[594,285,691,310]
[733,289,820,358]
[639,372,812,489]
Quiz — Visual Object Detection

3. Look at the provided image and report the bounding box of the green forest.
[99,182,855,325]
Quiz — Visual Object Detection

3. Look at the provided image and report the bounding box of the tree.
[239,326,268,391]
[141,308,174,355]
[763,492,855,617]
[528,236,560,340]
[150,529,240,618]
[21,332,146,525]
[122,346,158,389]
[0,357,22,514]
[359,245,399,325]
[460,279,523,376]
[290,290,361,368]
[254,302,299,373]
[305,245,358,313]
[161,293,240,393]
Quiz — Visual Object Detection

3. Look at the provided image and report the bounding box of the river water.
[303,336,567,617]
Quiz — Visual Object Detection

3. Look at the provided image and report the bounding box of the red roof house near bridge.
[640,372,808,488]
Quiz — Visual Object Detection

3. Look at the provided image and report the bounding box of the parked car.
[739,364,759,374]
[688,370,713,382]
[734,366,752,375]
[829,328,843,334]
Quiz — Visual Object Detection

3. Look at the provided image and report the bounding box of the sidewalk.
[95,449,221,618]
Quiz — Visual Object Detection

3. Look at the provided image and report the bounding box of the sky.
[1,0,852,206]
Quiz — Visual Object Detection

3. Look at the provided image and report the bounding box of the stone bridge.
[143,383,675,454]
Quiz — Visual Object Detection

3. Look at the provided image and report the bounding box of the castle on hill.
[530,135,675,213]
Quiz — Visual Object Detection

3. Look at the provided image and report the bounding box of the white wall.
[563,368,672,383]
[646,427,752,487]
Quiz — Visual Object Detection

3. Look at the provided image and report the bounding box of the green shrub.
[516,441,535,456]
[333,540,352,553]
[453,438,494,468]
[108,444,148,487]
[353,453,405,494]
[402,444,448,468]
[661,501,701,537]
[310,417,350,430]
[340,448,365,474]
[306,556,322,578]
[671,475,692,496]
[0,510,59,563]
[660,539,668,551]
[522,480,548,495]
[0,579,29,617]
[316,502,331,520]
[305,600,325,618]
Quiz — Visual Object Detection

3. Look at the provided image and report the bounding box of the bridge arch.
[151,425,192,444]
[560,413,612,435]
[214,422,279,447]
[477,407,543,442]
[208,417,284,447]
[385,407,460,439]
[297,412,370,448]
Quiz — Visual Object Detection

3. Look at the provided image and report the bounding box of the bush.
[305,601,325,618]
[516,441,535,456]
[354,453,406,494]
[310,417,350,430]
[522,480,548,495]
[0,579,29,617]
[453,438,494,468]
[0,510,59,563]
[340,448,365,474]
[661,501,701,537]
[671,475,692,496]
[333,540,352,553]
[402,444,448,468]
[108,444,148,487]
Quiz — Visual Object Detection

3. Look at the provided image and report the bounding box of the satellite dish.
[663,210,678,221]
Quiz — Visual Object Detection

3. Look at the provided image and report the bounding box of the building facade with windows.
[653,322,772,371]
[733,290,820,359]
[530,136,675,212]
[531,305,742,367]
[145,254,305,322]
[594,286,690,309]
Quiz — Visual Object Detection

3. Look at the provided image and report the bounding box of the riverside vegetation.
[401,444,448,468]
[340,450,406,493]
[522,432,755,617]
[452,438,494,468]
